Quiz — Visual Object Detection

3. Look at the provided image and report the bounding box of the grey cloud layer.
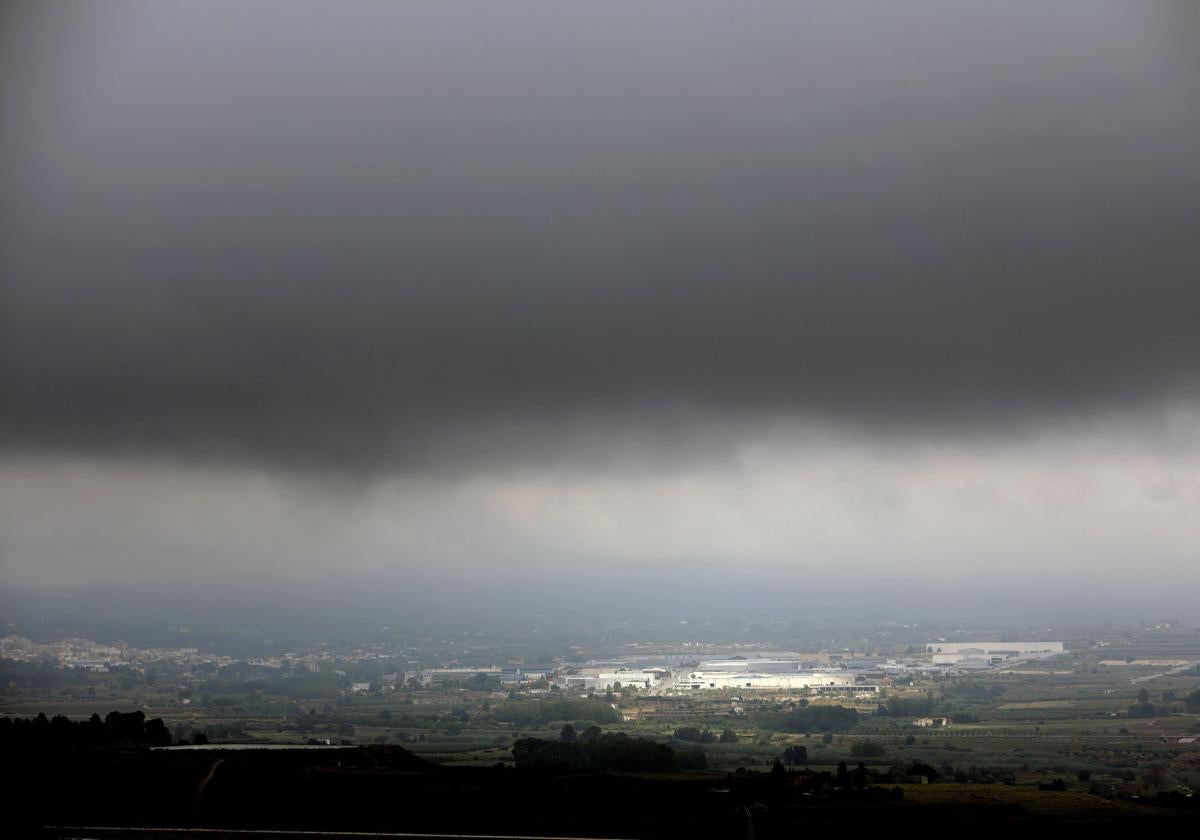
[3,1,1199,470]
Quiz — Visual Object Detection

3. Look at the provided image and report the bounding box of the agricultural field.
[4,630,1199,805]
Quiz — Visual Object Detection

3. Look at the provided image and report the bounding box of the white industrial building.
[926,641,1064,665]
[417,667,504,686]
[698,659,805,673]
[558,667,665,691]
[677,670,875,694]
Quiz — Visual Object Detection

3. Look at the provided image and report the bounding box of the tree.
[719,728,738,744]
[1141,764,1167,790]
[907,762,940,782]
[144,717,171,746]
[559,724,577,743]
[781,744,807,765]
[853,762,868,789]
[1127,701,1157,718]
[850,740,886,758]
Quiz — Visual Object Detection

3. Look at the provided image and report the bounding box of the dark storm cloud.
[3,1,1199,470]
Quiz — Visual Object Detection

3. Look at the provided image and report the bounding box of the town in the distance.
[4,615,1199,834]
[1,631,1074,704]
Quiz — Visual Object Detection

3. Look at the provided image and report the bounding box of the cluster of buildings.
[557,667,668,692]
[414,666,557,687]
[925,641,1065,668]
[672,659,876,694]
[0,635,221,672]
[549,643,1066,696]
[554,656,878,696]
[2,632,1067,696]
[676,669,870,693]
[414,659,878,696]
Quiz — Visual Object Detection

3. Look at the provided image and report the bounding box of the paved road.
[1130,660,1200,684]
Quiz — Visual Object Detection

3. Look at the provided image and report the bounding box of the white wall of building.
[678,670,860,691]
[925,642,1063,655]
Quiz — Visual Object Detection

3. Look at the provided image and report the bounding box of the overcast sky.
[3,1,1199,629]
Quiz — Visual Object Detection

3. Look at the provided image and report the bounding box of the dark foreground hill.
[6,743,1198,838]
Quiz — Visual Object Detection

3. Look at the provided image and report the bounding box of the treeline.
[441,673,500,691]
[672,727,737,744]
[946,682,1007,701]
[874,694,981,722]
[780,744,808,765]
[512,733,706,772]
[0,711,171,749]
[197,668,347,699]
[0,659,94,690]
[1127,688,1200,718]
[772,704,860,733]
[875,694,935,717]
[495,698,621,726]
